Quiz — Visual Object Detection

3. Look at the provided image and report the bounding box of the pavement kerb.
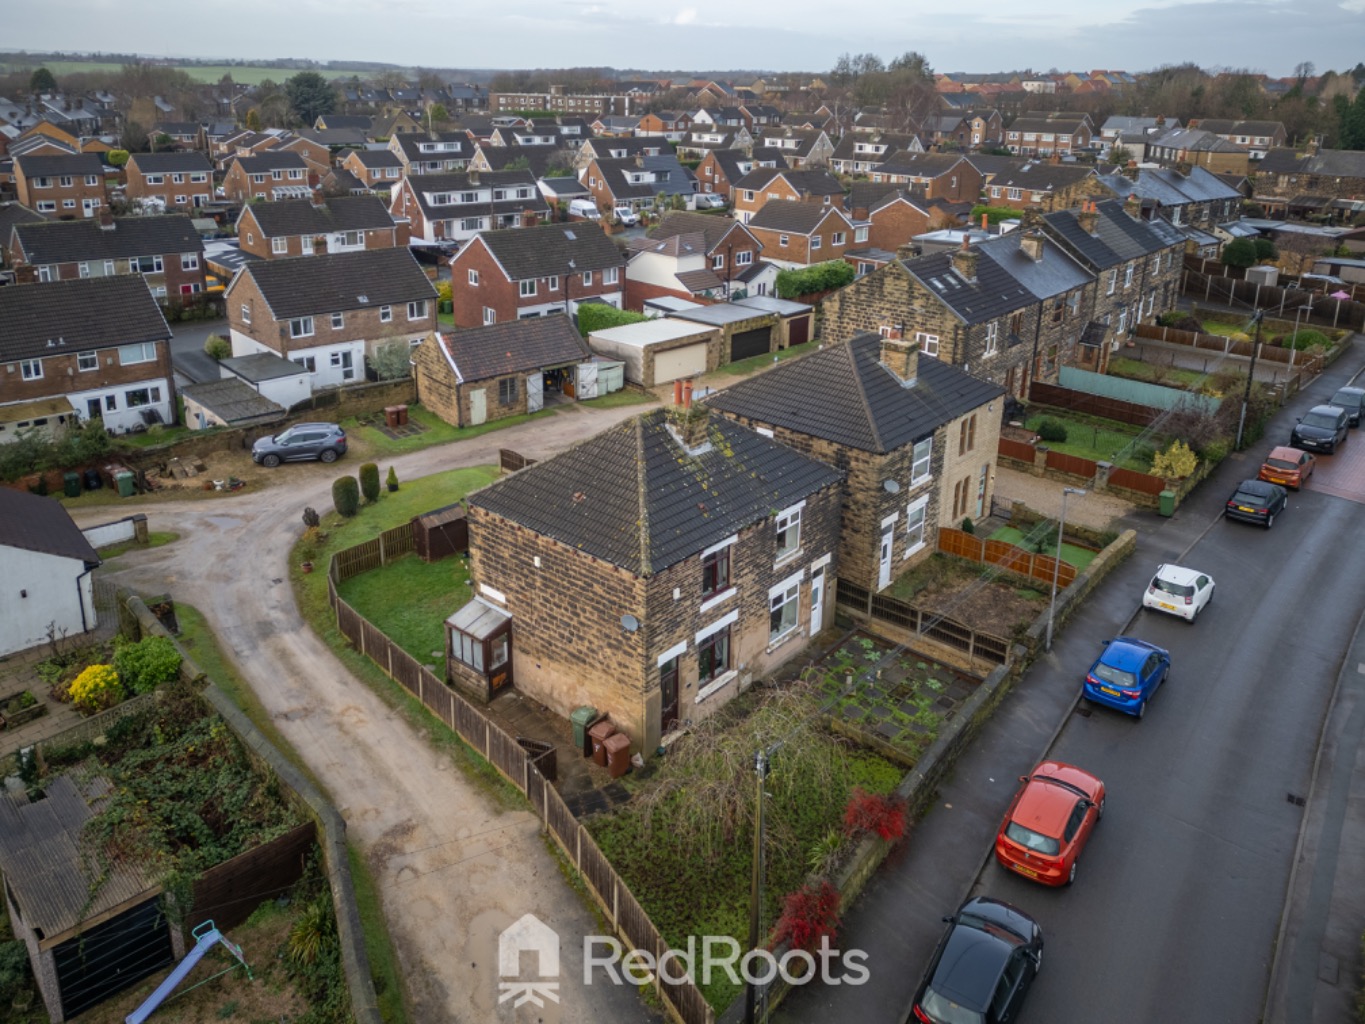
[1260,598,1365,1023]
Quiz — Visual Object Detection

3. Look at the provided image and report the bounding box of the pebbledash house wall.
[463,477,843,755]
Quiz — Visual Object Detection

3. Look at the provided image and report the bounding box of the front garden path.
[69,402,656,1024]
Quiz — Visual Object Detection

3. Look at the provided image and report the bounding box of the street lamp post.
[1045,487,1086,652]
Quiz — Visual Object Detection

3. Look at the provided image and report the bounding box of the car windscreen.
[1265,458,1298,471]
[1231,489,1266,505]
[1004,821,1061,856]
[1152,577,1193,597]
[921,988,986,1024]
[1091,662,1136,688]
[1302,412,1340,429]
[1332,392,1362,408]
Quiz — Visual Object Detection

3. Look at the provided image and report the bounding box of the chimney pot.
[682,379,693,408]
[674,379,683,405]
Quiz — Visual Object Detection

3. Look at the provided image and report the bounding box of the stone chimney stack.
[1019,227,1046,262]
[951,237,978,282]
[879,336,920,385]
[312,234,328,255]
[1123,192,1142,220]
[98,209,115,232]
[1076,200,1099,235]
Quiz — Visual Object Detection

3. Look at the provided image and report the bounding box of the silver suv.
[251,423,347,467]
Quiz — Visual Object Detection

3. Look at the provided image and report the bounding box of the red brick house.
[124,152,214,211]
[448,223,626,327]
[236,195,402,259]
[1004,115,1094,158]
[340,149,405,191]
[8,212,206,300]
[13,154,107,219]
[747,204,858,269]
[869,152,983,202]
[625,211,765,306]
[0,275,175,436]
[388,170,548,246]
[221,153,313,203]
[694,148,781,201]
[731,167,846,224]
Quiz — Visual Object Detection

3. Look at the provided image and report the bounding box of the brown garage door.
[730,327,771,361]
[788,315,811,346]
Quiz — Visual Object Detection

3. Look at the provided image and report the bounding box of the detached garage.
[667,302,781,366]
[587,319,721,388]
[732,295,815,348]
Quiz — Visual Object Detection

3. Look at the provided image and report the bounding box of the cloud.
[673,7,698,24]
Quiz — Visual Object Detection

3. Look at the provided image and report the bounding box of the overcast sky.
[9,0,1364,79]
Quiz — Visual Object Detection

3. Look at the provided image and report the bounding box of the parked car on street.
[1224,479,1288,527]
[1141,563,1214,622]
[1083,636,1171,719]
[613,206,640,226]
[912,897,1043,1024]
[693,193,727,209]
[1259,446,1315,490]
[994,761,1105,886]
[251,423,347,467]
[1330,386,1365,427]
[1290,404,1349,454]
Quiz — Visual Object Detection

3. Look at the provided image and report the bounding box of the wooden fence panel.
[335,600,363,648]
[982,539,1032,574]
[454,697,486,751]
[936,528,984,562]
[334,538,382,582]
[614,884,660,959]
[1109,466,1166,495]
[188,822,315,934]
[1031,553,1076,588]
[389,645,423,696]
[499,449,538,473]
[868,593,915,629]
[998,437,1036,462]
[426,680,456,730]
[360,619,387,661]
[379,523,416,561]
[835,577,871,610]
[577,830,618,920]
[487,728,529,789]
[543,785,579,853]
[1044,448,1098,478]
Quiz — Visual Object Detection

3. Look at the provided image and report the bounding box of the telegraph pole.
[1235,309,1264,450]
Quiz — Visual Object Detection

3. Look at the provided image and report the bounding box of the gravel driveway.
[74,403,658,1024]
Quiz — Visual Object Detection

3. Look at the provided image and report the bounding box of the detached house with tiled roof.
[124,152,213,211]
[869,152,982,203]
[1004,115,1094,158]
[709,333,1003,592]
[448,222,626,327]
[581,155,697,216]
[340,148,405,191]
[388,131,470,174]
[221,152,312,202]
[13,153,106,219]
[0,275,174,436]
[694,147,782,202]
[236,195,401,259]
[730,167,846,224]
[747,203,859,269]
[830,132,923,176]
[388,170,548,246]
[753,128,835,170]
[8,212,206,299]
[224,248,436,387]
[462,405,844,752]
[625,211,766,307]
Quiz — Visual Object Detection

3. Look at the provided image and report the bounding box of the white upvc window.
[736,250,753,265]
[713,253,725,270]
[241,303,251,324]
[36,265,55,283]
[1123,263,1134,288]
[911,437,932,485]
[1117,308,1128,335]
[984,320,999,355]
[272,237,288,254]
[832,232,845,246]
[779,234,790,247]
[181,253,199,270]
[484,306,496,325]
[172,172,184,184]
[20,358,42,381]
[408,299,428,320]
[380,305,392,322]
[547,275,559,292]
[331,311,345,329]
[1106,269,1117,295]
[810,235,822,250]
[77,350,98,371]
[468,269,479,286]
[768,572,803,645]
[118,342,157,365]
[290,316,315,338]
[604,267,619,285]
[914,331,939,357]
[145,174,164,185]
[774,501,804,562]
[519,279,537,298]
[904,495,929,557]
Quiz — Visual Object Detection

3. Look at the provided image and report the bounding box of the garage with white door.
[587,319,721,388]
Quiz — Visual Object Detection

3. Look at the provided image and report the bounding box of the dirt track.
[74,403,658,1024]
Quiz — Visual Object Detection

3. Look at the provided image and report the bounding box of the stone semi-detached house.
[1190,119,1286,160]
[730,167,846,224]
[221,153,312,202]
[224,247,436,388]
[0,275,175,436]
[124,152,214,211]
[822,227,1093,400]
[869,152,983,203]
[13,153,107,219]
[1093,165,1243,232]
[709,333,1004,592]
[8,212,206,300]
[1253,146,1365,214]
[461,405,844,755]
[747,203,858,269]
[448,222,625,328]
[236,195,402,259]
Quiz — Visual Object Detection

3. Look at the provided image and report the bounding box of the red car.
[994,761,1105,887]
[1259,445,1315,490]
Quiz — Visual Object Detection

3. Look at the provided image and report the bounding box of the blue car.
[1082,636,1171,719]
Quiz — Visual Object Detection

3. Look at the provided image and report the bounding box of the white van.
[614,206,640,226]
[568,199,601,221]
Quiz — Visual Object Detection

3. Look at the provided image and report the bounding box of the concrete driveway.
[75,403,658,1024]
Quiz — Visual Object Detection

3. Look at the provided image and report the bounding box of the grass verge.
[714,340,819,377]
[348,842,408,1024]
[342,404,557,457]
[578,390,657,409]
[96,530,179,563]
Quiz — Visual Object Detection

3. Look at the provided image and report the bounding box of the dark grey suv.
[252,423,348,467]
[1330,386,1365,427]
[1291,405,1349,454]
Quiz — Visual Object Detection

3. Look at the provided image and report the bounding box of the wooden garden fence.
[833,577,1010,665]
[937,527,1078,590]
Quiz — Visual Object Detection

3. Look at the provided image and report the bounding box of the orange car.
[1259,445,1315,490]
[994,760,1105,887]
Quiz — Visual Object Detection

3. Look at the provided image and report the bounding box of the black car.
[911,897,1043,1024]
[1331,386,1365,427]
[1224,479,1288,528]
[1291,405,1349,454]
[251,423,348,467]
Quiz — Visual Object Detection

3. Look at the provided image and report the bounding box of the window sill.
[773,548,803,571]
[766,628,802,655]
[699,588,735,613]
[695,669,738,703]
[902,540,926,561]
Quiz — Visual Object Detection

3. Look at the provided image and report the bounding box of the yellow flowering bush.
[69,664,124,713]
[1151,439,1198,480]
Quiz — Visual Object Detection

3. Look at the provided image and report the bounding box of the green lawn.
[714,340,819,376]
[338,551,469,664]
[1025,411,1157,472]
[987,527,1098,570]
[1107,357,1209,391]
[578,390,655,409]
[96,530,178,563]
[342,403,556,457]
[0,59,352,86]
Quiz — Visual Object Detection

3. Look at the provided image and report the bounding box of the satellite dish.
[621,614,640,634]
[883,479,901,494]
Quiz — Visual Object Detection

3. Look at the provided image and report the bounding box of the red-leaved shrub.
[842,787,908,841]
[771,879,841,952]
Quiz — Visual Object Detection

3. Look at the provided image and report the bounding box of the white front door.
[470,388,487,425]
[878,527,893,590]
[810,569,825,635]
[82,198,99,218]
[526,373,543,412]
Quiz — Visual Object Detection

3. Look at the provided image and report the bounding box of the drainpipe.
[76,563,98,633]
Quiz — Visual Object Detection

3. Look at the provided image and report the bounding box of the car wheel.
[1266,512,1275,528]
[1136,699,1147,720]
[1066,860,1077,886]
[1097,797,1106,820]
[262,453,281,468]
[320,449,339,464]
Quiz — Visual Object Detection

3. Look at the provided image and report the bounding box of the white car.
[1142,564,1215,622]
[693,193,727,209]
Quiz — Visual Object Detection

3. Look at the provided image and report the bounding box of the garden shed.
[412,502,469,562]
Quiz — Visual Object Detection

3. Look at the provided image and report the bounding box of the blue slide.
[125,920,250,1024]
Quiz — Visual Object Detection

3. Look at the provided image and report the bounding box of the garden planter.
[0,699,46,729]
[301,561,314,574]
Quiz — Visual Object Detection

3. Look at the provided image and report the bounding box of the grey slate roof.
[748,202,851,235]
[539,176,591,198]
[0,201,45,242]
[476,222,624,280]
[438,315,589,382]
[13,153,105,177]
[981,160,1096,192]
[234,152,309,173]
[0,487,100,564]
[239,248,436,319]
[244,196,395,236]
[707,332,1003,454]
[1041,200,1179,269]
[1095,165,1242,207]
[0,275,170,362]
[180,377,284,424]
[872,152,969,179]
[220,351,309,382]
[476,143,560,177]
[403,170,548,220]
[1257,147,1365,178]
[14,214,205,264]
[349,149,404,169]
[128,152,213,174]
[469,408,842,574]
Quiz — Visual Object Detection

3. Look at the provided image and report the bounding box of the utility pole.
[744,749,770,1024]
[1235,309,1264,450]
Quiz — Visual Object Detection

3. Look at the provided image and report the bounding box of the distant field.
[0,60,361,85]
